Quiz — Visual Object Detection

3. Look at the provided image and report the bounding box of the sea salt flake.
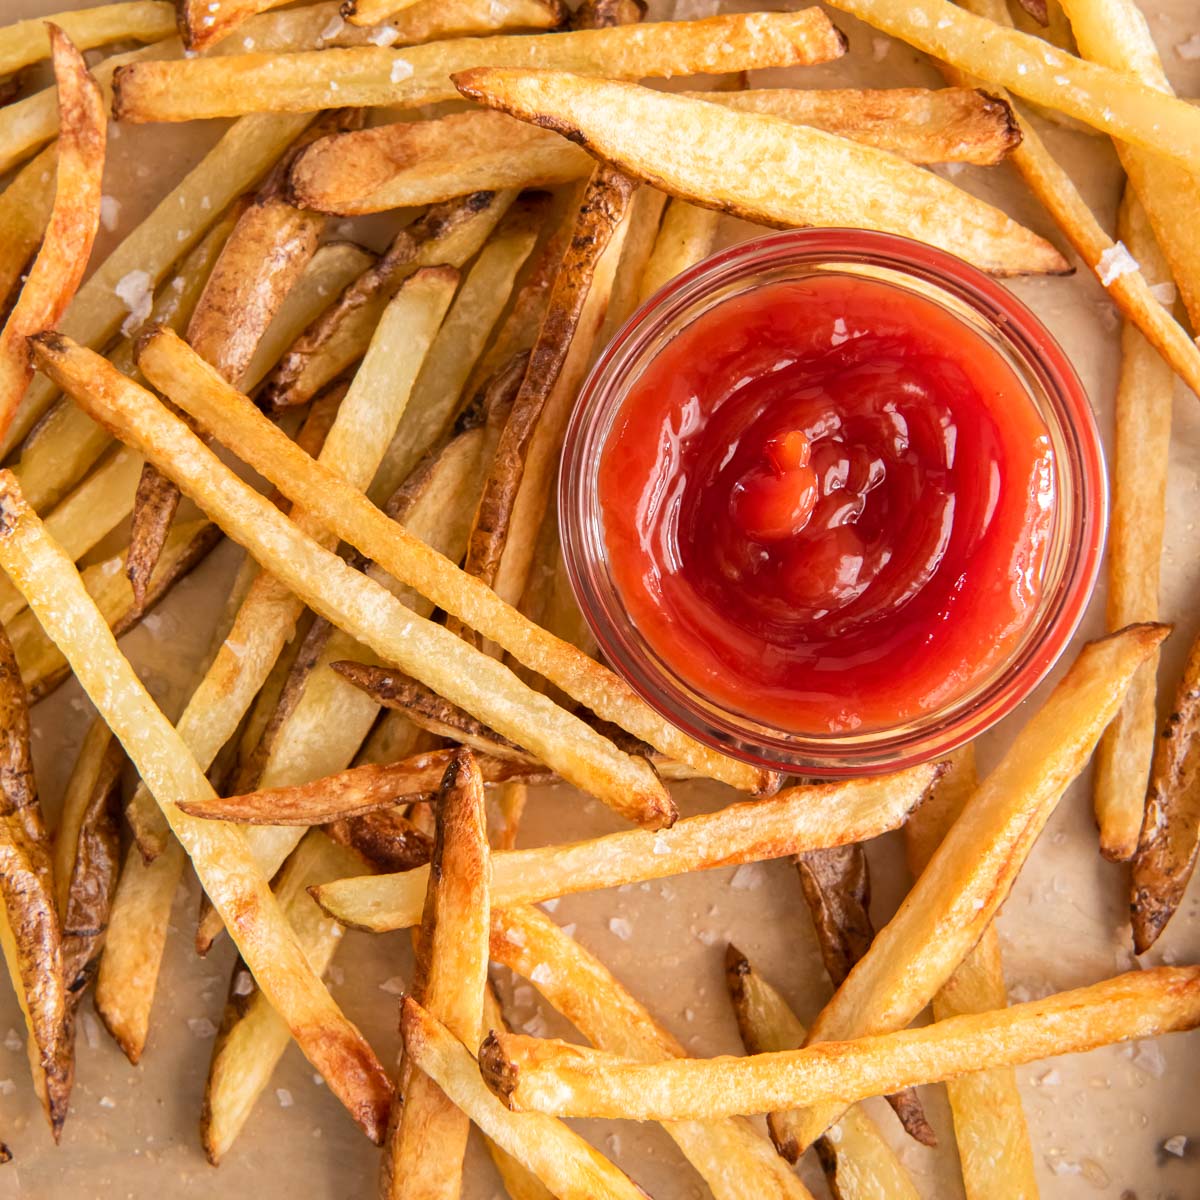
[540,898,560,913]
[5,1029,23,1051]
[1163,1134,1187,1156]
[560,923,577,937]
[99,1095,116,1109]
[242,36,255,48]
[233,970,254,996]
[730,863,765,891]
[390,58,413,82]
[1047,1155,1082,1176]
[188,1017,217,1039]
[0,1080,13,1096]
[312,1073,325,1087]
[696,928,721,947]
[99,195,121,231]
[1150,281,1177,305]
[1176,33,1200,60]
[530,963,553,985]
[652,834,670,856]
[1131,1039,1166,1078]
[276,1088,294,1108]
[871,36,890,60]
[115,269,153,335]
[608,917,633,941]
[1036,1067,1061,1086]
[319,12,345,38]
[521,1012,549,1037]
[82,1013,101,1049]
[328,965,346,986]
[941,161,965,177]
[379,976,406,995]
[368,26,401,45]
[1097,241,1139,287]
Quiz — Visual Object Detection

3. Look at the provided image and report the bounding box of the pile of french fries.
[0,0,1196,1191]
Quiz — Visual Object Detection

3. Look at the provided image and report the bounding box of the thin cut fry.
[402,998,650,1200]
[137,327,767,794]
[345,0,430,28]
[313,766,937,932]
[479,967,1200,1120]
[903,746,1039,1200]
[723,946,920,1199]
[1132,631,1200,954]
[40,334,673,828]
[453,71,1067,275]
[789,624,1167,1150]
[1093,191,1173,863]
[637,196,721,305]
[0,29,105,447]
[0,476,393,1143]
[111,11,849,120]
[327,810,432,875]
[179,0,288,51]
[0,145,58,318]
[383,750,490,1199]
[0,3,173,78]
[490,906,819,1200]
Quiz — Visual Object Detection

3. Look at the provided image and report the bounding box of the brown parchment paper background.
[0,0,1198,1195]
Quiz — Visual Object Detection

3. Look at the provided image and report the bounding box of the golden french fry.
[0,475,393,1143]
[0,145,58,318]
[112,11,848,120]
[1132,631,1200,954]
[903,746,1039,1200]
[136,327,765,795]
[723,946,920,1198]
[480,967,1200,1120]
[454,71,1067,275]
[401,997,650,1200]
[490,906,819,1200]
[0,3,173,78]
[345,0,564,35]
[313,766,937,932]
[327,810,432,874]
[179,0,288,51]
[789,624,1167,1150]
[0,29,105,447]
[383,750,490,1199]
[637,196,721,305]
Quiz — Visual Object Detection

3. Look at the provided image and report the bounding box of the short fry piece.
[1132,631,1200,954]
[0,28,105,446]
[313,766,937,931]
[0,477,393,1143]
[401,998,650,1200]
[112,11,848,120]
[724,946,920,1198]
[480,967,1200,1119]
[453,71,1066,275]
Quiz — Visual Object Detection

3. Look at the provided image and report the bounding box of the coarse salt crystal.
[1097,241,1139,287]
[530,963,553,985]
[99,195,121,232]
[1037,1067,1061,1086]
[1150,281,1177,305]
[4,1030,21,1052]
[652,834,670,856]
[941,161,965,177]
[1176,33,1200,60]
[276,1088,294,1108]
[729,863,764,891]
[313,1073,325,1086]
[560,923,577,937]
[233,970,254,996]
[1163,1135,1187,1156]
[379,976,406,995]
[522,1012,549,1037]
[1131,1039,1166,1078]
[390,58,413,82]
[368,26,400,45]
[328,79,339,91]
[540,898,560,913]
[115,269,153,335]
[0,1080,13,1096]
[99,1096,116,1109]
[608,917,633,941]
[1047,1156,1082,1176]
[696,928,721,947]
[188,1017,217,1039]
[871,36,890,60]
[242,36,255,49]
[328,965,345,986]
[320,13,345,39]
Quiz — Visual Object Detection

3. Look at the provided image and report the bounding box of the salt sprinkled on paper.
[0,1080,13,1096]
[99,1096,116,1109]
[1097,241,1139,287]
[379,976,406,995]
[99,195,121,232]
[276,1088,294,1108]
[608,917,633,941]
[1150,281,1177,306]
[82,1012,101,1050]
[368,25,400,45]
[1163,1135,1188,1156]
[1176,33,1200,60]
[390,58,414,82]
[1130,1039,1166,1078]
[188,1017,217,1039]
[729,863,765,891]
[540,898,560,913]
[871,37,890,61]
[115,269,153,335]
[233,970,254,997]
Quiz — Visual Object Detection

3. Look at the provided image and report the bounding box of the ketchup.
[597,274,1056,735]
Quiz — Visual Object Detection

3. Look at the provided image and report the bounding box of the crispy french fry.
[637,196,721,305]
[2,113,310,458]
[260,192,515,412]
[0,145,58,318]
[788,625,1167,1150]
[454,70,1066,275]
[0,623,69,1138]
[0,3,173,78]
[326,808,432,874]
[1093,191,1173,863]
[179,0,289,52]
[383,750,490,1199]
[136,327,765,795]
[903,746,1039,1200]
[1132,631,1200,954]
[817,0,1200,173]
[490,907,819,1200]
[401,998,650,1200]
[598,185,666,346]
[479,967,1200,1120]
[0,476,393,1142]
[202,832,363,1163]
[112,11,848,121]
[724,946,920,1198]
[313,766,937,932]
[0,29,105,447]
[795,846,934,1148]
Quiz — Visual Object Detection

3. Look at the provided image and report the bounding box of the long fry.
[312,766,937,932]
[0,145,58,318]
[0,3,173,78]
[135,327,768,794]
[0,475,393,1143]
[0,28,105,447]
[112,11,848,120]
[480,967,1200,1119]
[637,196,721,305]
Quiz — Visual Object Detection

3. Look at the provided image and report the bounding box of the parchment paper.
[0,0,1197,1196]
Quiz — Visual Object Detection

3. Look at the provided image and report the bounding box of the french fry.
[479,967,1200,1120]
[179,0,290,52]
[401,998,650,1200]
[383,750,490,1199]
[724,946,920,1199]
[202,832,363,1163]
[112,11,849,121]
[1093,191,1173,863]
[1057,0,1200,332]
[489,906,820,1200]
[453,71,1068,275]
[787,624,1167,1151]
[0,29,105,447]
[903,746,1039,1200]
[2,113,310,458]
[0,623,70,1138]
[0,2,173,78]
[1132,631,1200,954]
[795,846,935,1148]
[137,327,766,795]
[313,766,937,932]
[816,0,1200,173]
[181,751,549,824]
[259,191,516,412]
[0,476,394,1143]
[326,808,432,874]
[343,0,432,29]
[0,145,57,318]
[52,718,125,1012]
[936,3,1200,399]
[637,196,721,305]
